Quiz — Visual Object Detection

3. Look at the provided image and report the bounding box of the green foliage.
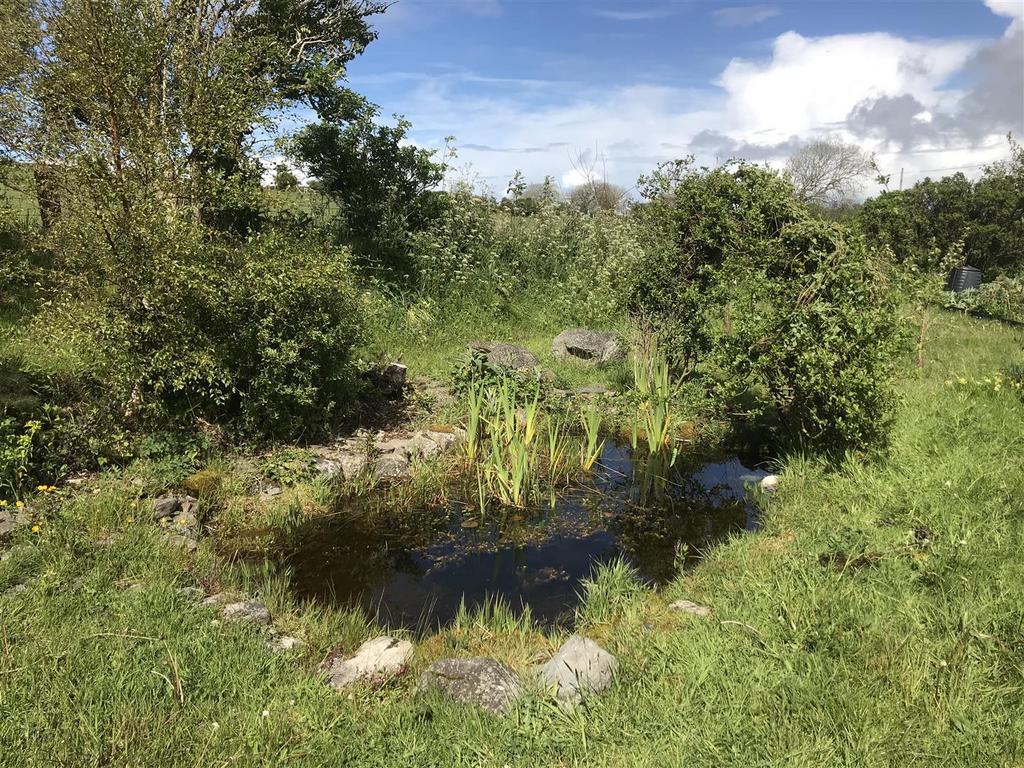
[258,448,317,487]
[631,158,805,373]
[411,188,503,293]
[947,276,1024,324]
[858,139,1024,275]
[291,112,445,275]
[88,228,364,440]
[6,0,387,240]
[725,220,905,452]
[271,163,299,191]
[631,159,903,453]
[0,415,42,498]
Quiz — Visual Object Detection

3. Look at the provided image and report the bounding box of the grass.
[1,309,1023,766]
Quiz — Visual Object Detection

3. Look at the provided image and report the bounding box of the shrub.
[631,159,903,454]
[857,139,1024,276]
[947,276,1024,324]
[88,227,364,440]
[724,220,904,452]
[630,159,804,373]
[291,113,445,276]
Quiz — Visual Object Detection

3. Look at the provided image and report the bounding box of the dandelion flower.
[0,500,7,508]
[31,525,40,533]
[15,501,24,508]
[36,484,47,491]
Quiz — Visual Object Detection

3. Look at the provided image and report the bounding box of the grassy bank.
[1,308,1022,767]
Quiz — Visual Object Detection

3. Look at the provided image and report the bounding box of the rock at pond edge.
[538,635,618,704]
[418,657,523,714]
[326,636,413,690]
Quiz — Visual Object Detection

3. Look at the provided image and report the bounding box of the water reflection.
[281,441,768,630]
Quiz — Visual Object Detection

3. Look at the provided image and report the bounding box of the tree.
[786,139,873,207]
[570,181,626,215]
[568,147,627,214]
[272,162,300,190]
[11,0,387,237]
[291,112,445,273]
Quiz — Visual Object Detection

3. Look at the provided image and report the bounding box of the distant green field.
[0,163,40,227]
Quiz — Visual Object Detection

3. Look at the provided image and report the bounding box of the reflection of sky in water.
[286,442,767,632]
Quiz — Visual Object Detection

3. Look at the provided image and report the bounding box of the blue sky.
[288,0,1024,195]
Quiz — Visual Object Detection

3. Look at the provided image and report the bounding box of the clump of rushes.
[460,373,610,508]
[482,379,540,508]
[579,404,604,471]
[631,334,681,457]
[464,381,486,462]
[545,415,573,480]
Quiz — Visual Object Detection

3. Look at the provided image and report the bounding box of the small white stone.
[267,634,303,653]
[760,474,780,493]
[669,599,711,617]
[325,636,413,690]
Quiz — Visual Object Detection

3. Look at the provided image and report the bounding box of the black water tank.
[947,265,982,293]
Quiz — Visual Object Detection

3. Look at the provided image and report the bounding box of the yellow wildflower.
[15,500,24,508]
[36,484,47,492]
[31,525,40,533]
[126,516,135,524]
[958,377,967,385]
[0,500,7,508]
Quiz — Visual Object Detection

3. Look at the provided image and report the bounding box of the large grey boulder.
[538,635,618,704]
[372,452,411,480]
[469,341,540,370]
[326,636,413,690]
[552,329,624,364]
[418,657,523,714]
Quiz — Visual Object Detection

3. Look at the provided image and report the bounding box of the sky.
[290,0,1024,197]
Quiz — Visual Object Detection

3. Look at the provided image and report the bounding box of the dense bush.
[858,140,1023,276]
[406,185,643,325]
[631,159,903,453]
[630,159,805,373]
[725,220,904,451]
[87,228,365,440]
[292,113,445,276]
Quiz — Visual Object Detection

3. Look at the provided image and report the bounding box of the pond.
[282,441,770,631]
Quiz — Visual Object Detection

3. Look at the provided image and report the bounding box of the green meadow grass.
[1,308,1022,767]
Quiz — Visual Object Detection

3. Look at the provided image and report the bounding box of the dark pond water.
[282,441,769,631]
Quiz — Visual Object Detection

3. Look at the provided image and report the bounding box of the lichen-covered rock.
[538,635,618,704]
[469,341,540,370]
[418,657,522,714]
[372,452,411,480]
[221,600,272,625]
[0,508,32,537]
[266,633,303,653]
[552,329,624,364]
[325,636,413,689]
[425,430,458,452]
[162,533,198,553]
